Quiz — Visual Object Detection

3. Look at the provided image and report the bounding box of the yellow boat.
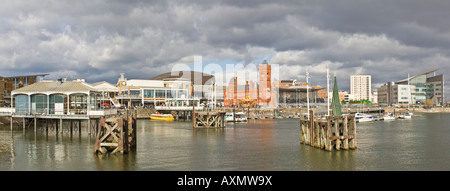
[150,114,175,121]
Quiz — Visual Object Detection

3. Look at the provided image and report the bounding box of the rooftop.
[150,71,215,85]
[12,80,99,95]
[396,69,439,84]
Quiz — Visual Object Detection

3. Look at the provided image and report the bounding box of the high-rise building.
[350,75,372,101]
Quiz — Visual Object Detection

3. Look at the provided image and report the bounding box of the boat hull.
[150,114,175,121]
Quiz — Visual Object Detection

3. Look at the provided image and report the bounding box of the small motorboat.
[150,114,175,121]
[225,112,248,122]
[383,113,395,120]
[399,113,412,119]
[355,113,373,122]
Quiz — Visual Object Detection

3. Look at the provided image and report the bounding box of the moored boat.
[150,114,175,121]
[355,113,373,122]
[383,113,395,120]
[225,112,248,122]
[399,113,412,119]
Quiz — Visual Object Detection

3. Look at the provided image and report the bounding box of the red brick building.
[224,60,277,107]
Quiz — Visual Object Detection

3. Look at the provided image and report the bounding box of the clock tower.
[258,59,272,106]
[118,73,127,96]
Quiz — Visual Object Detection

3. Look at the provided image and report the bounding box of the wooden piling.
[343,115,349,150]
[193,111,226,128]
[300,110,357,151]
[94,111,137,154]
[23,118,26,131]
[34,116,37,133]
[10,117,13,131]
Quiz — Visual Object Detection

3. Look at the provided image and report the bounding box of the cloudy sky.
[1,0,449,99]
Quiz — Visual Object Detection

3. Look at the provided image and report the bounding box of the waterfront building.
[11,78,102,115]
[426,74,445,105]
[90,81,119,108]
[277,79,322,107]
[0,74,48,107]
[223,59,277,107]
[377,69,445,106]
[371,92,378,104]
[223,78,260,107]
[337,91,349,103]
[150,71,215,100]
[350,75,372,101]
[258,59,272,106]
[317,89,328,100]
[117,73,198,108]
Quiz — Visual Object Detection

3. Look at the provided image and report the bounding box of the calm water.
[1,113,450,171]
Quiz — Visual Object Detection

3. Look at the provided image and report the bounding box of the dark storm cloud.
[0,0,448,99]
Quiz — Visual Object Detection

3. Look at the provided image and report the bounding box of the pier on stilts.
[300,110,357,151]
[9,114,101,135]
[6,110,137,155]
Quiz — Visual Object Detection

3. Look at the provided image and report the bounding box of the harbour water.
[1,113,450,171]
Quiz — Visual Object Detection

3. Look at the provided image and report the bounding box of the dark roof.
[149,71,214,85]
[396,69,438,84]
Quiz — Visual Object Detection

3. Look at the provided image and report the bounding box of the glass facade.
[155,90,165,98]
[31,94,48,114]
[143,89,188,99]
[70,94,87,114]
[15,95,28,114]
[49,94,64,114]
[143,89,154,98]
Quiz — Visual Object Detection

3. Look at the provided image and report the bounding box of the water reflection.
[1,114,450,170]
[94,152,137,171]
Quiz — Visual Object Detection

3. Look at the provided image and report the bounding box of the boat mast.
[408,73,410,111]
[326,64,330,116]
[306,70,310,120]
[215,82,217,109]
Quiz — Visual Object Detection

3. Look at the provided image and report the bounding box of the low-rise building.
[11,79,102,115]
[117,73,197,108]
[0,74,48,106]
[377,69,444,106]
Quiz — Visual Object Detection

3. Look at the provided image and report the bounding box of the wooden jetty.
[300,110,357,151]
[94,110,137,154]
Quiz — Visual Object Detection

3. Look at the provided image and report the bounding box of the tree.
[424,99,433,108]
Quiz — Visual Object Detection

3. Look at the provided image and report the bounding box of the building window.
[49,94,64,114]
[31,94,48,114]
[130,90,140,98]
[166,89,174,99]
[15,95,29,114]
[155,90,165,98]
[144,89,155,98]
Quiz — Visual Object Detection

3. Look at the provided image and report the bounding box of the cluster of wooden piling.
[192,111,226,128]
[94,110,137,154]
[300,111,357,151]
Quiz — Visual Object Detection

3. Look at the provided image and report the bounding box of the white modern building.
[377,69,444,106]
[116,73,199,108]
[350,75,371,101]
